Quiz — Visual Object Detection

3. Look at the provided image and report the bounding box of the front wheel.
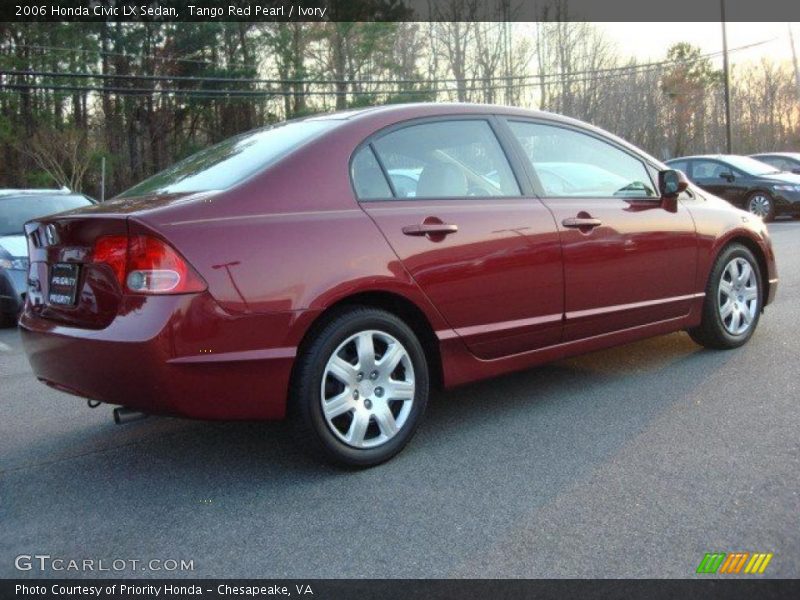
[747,192,775,222]
[688,244,763,350]
[291,306,429,467]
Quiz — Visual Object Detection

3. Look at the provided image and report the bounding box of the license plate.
[48,263,80,306]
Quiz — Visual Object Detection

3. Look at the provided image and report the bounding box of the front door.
[505,119,698,341]
[690,158,746,208]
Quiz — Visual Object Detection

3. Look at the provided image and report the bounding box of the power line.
[0,81,437,97]
[0,69,736,98]
[1,39,774,87]
[8,42,223,67]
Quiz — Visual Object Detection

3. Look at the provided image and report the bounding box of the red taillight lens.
[92,236,128,287]
[92,235,206,295]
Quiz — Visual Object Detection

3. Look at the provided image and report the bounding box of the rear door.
[353,117,564,359]
[503,119,698,342]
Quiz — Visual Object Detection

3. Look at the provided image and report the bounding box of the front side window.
[368,120,520,199]
[692,160,737,179]
[508,121,657,198]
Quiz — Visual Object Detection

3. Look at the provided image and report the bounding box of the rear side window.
[351,146,392,200]
[366,120,520,199]
[508,121,657,198]
[118,120,337,198]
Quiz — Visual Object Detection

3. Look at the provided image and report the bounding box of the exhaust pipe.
[113,407,149,425]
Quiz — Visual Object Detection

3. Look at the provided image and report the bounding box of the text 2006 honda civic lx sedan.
[20,103,778,466]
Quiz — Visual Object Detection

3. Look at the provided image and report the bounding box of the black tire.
[0,310,17,328]
[746,191,775,222]
[290,306,429,467]
[687,243,763,350]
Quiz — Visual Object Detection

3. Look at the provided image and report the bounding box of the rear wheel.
[291,306,429,467]
[688,244,762,349]
[747,192,775,222]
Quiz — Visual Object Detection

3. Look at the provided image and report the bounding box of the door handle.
[562,217,602,229]
[402,223,459,237]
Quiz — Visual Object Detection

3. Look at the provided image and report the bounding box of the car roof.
[666,155,732,162]
[750,152,800,158]
[327,101,582,124]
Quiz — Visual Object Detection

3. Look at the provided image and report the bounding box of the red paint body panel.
[362,198,563,359]
[541,197,698,341]
[18,103,778,420]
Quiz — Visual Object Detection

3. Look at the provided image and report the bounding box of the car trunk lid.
[25,214,129,329]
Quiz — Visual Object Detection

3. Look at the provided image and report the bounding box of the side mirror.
[719,171,735,182]
[659,169,689,198]
[792,168,800,175]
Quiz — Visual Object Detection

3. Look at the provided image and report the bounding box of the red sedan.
[20,104,778,466]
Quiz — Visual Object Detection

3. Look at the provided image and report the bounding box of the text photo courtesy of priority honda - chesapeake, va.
[1,1,799,599]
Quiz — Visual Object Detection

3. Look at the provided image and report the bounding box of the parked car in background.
[19,104,778,466]
[665,154,800,221]
[1,189,94,325]
[750,152,800,175]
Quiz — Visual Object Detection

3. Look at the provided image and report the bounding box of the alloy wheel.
[717,257,758,336]
[320,330,415,449]
[748,194,771,219]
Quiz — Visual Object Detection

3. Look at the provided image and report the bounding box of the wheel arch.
[293,290,444,390]
[745,188,775,212]
[717,234,770,310]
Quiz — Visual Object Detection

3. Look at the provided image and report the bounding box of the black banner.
[4,580,800,600]
[3,0,800,22]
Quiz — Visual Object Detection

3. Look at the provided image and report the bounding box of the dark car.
[665,154,800,221]
[0,190,94,325]
[750,152,800,175]
[19,104,778,466]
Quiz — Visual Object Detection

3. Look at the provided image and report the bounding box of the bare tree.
[16,128,96,191]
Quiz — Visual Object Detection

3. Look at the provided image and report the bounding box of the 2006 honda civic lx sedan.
[20,103,778,466]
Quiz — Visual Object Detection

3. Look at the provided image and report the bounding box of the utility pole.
[790,23,800,104]
[100,156,105,202]
[721,0,733,154]
[502,0,512,105]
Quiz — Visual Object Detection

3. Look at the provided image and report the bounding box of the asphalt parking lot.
[1,222,798,579]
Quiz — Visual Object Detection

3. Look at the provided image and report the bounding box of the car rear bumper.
[19,293,315,420]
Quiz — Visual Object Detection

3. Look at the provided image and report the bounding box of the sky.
[598,22,799,66]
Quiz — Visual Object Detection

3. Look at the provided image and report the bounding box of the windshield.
[118,119,338,198]
[0,195,92,236]
[724,156,782,176]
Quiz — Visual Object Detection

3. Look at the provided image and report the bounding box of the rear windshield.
[118,119,337,198]
[0,195,93,236]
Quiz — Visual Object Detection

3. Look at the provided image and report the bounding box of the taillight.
[92,235,206,294]
[92,236,128,287]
